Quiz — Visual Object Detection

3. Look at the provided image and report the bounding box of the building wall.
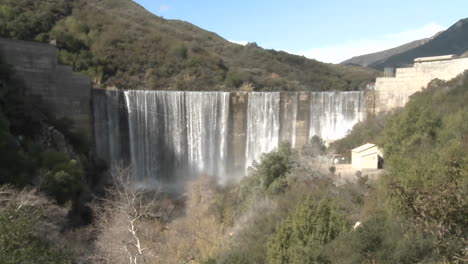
[0,38,92,138]
[352,146,381,170]
[375,57,468,112]
[361,153,379,169]
[351,151,360,169]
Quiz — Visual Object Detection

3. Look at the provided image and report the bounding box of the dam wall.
[94,89,372,182]
[7,38,468,185]
[375,55,468,112]
[0,38,92,137]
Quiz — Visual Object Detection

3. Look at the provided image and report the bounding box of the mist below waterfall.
[93,89,370,184]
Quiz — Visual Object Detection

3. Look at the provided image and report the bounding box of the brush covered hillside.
[0,0,378,91]
[341,37,432,67]
[363,18,468,70]
[1,64,467,264]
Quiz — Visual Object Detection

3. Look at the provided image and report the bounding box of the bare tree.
[162,176,228,263]
[91,167,171,264]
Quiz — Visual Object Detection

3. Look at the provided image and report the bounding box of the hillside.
[341,37,431,67]
[369,18,468,70]
[0,0,378,91]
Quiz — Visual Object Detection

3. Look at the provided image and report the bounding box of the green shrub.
[0,194,73,264]
[240,143,294,201]
[40,150,83,204]
[267,197,350,264]
[323,214,436,264]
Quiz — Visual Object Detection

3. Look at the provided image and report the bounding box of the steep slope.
[0,0,378,91]
[341,38,431,67]
[370,18,468,70]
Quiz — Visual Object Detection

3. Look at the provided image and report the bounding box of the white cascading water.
[309,91,367,141]
[185,92,230,177]
[245,92,281,169]
[95,90,369,183]
[124,90,229,182]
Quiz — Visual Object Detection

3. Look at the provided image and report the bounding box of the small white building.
[351,143,383,170]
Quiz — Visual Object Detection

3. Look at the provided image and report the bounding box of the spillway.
[93,90,371,183]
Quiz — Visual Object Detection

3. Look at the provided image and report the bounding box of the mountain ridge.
[341,38,431,67]
[0,0,379,91]
[341,18,468,70]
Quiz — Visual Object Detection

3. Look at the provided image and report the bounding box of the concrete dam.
[4,38,468,185]
[93,89,373,183]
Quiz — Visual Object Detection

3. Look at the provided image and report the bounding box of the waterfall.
[93,89,129,168]
[309,91,367,141]
[94,90,370,184]
[245,92,281,169]
[124,91,230,182]
[185,92,230,177]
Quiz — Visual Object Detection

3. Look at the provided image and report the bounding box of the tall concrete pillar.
[227,92,248,176]
[295,92,311,148]
[279,92,298,146]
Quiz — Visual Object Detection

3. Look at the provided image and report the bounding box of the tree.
[241,142,294,200]
[267,197,350,264]
[0,186,73,264]
[92,167,169,264]
[162,176,233,263]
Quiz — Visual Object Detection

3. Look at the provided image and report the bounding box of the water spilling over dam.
[93,89,372,183]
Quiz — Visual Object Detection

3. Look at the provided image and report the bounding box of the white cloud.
[229,40,248,46]
[294,22,446,64]
[158,4,170,12]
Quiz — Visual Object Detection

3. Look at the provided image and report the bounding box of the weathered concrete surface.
[295,92,311,148]
[279,92,298,147]
[92,88,130,166]
[0,38,92,137]
[227,92,248,175]
[375,56,468,112]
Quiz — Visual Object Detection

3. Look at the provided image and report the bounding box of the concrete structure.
[0,38,92,138]
[351,143,383,170]
[375,55,468,112]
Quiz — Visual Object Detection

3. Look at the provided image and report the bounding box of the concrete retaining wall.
[0,38,92,137]
[375,57,468,112]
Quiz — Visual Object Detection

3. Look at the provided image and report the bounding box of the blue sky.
[133,0,468,63]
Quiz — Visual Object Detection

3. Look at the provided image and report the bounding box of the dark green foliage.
[40,150,83,204]
[372,75,468,262]
[0,59,41,186]
[0,209,72,264]
[216,252,256,264]
[324,214,436,264]
[0,0,378,91]
[267,197,350,264]
[381,103,441,162]
[241,143,294,199]
[0,58,85,203]
[0,0,72,40]
[330,112,389,160]
[0,111,35,186]
[0,188,73,264]
[301,135,327,157]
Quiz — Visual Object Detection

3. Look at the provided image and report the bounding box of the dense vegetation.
[0,0,379,91]
[0,56,100,261]
[0,1,466,262]
[0,72,466,263]
[65,71,468,262]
